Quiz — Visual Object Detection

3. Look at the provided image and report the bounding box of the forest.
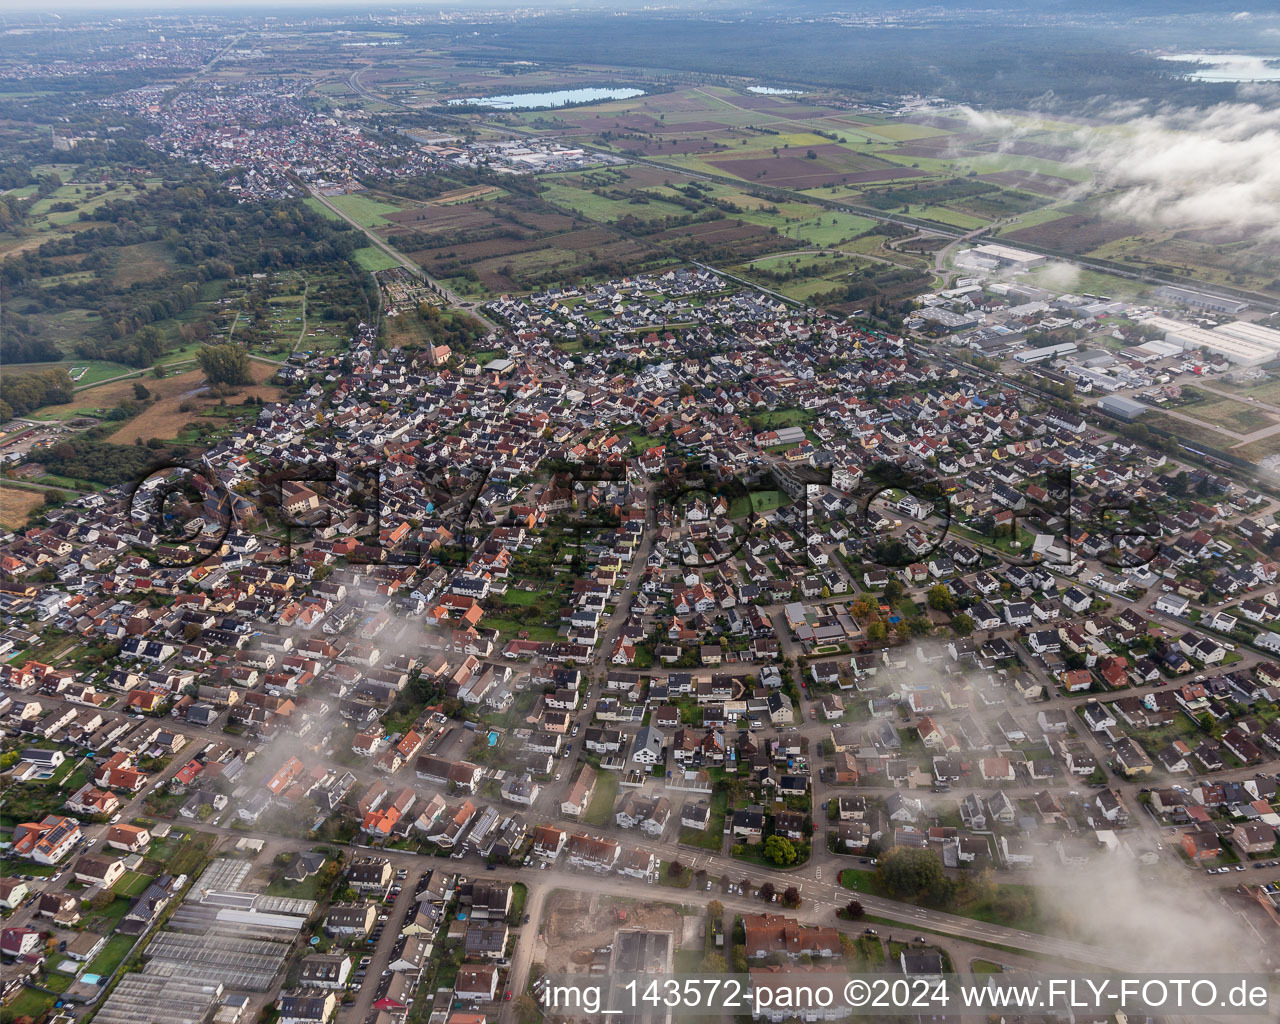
[421,15,1243,113]
[1,147,371,373]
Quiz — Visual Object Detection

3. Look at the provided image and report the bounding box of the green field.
[583,770,620,826]
[8,358,139,392]
[304,196,347,222]
[325,193,405,227]
[1176,392,1276,435]
[352,246,403,272]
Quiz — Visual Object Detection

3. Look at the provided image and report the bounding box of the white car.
[555,773,562,781]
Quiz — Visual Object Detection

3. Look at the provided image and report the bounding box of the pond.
[447,87,644,110]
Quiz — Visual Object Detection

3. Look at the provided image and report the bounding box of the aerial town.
[2,6,1280,1024]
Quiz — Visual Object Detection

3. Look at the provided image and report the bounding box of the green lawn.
[352,246,402,273]
[484,617,561,643]
[114,870,155,897]
[583,771,620,827]
[679,789,728,851]
[4,986,55,1021]
[509,881,528,925]
[267,866,329,901]
[325,193,405,227]
[86,932,136,978]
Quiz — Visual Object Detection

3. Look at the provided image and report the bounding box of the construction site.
[534,891,691,978]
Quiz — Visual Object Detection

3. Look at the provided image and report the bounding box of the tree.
[133,382,150,401]
[782,886,801,908]
[196,343,252,386]
[700,952,727,972]
[994,887,1034,925]
[877,847,947,901]
[867,621,887,644]
[951,613,974,636]
[926,584,955,612]
[968,867,998,905]
[667,859,685,878]
[844,899,865,919]
[707,900,724,920]
[764,835,797,866]
[513,994,540,1024]
[883,579,904,603]
[758,881,776,902]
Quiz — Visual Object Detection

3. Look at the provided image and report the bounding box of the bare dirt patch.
[430,185,501,204]
[0,486,45,530]
[709,147,920,188]
[382,205,495,229]
[975,139,1077,162]
[107,361,280,444]
[627,138,734,156]
[1004,213,1140,253]
[538,890,692,976]
[977,170,1075,196]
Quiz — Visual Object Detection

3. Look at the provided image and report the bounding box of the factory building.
[1013,341,1077,363]
[1141,316,1280,367]
[1097,395,1148,421]
[962,243,1048,270]
[1156,286,1248,315]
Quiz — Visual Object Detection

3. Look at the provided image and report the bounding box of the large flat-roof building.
[1156,286,1248,315]
[1098,395,1148,421]
[968,243,1047,270]
[1212,319,1280,353]
[1141,316,1280,367]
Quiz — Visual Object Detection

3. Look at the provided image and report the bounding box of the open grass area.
[304,196,347,222]
[4,986,56,1021]
[483,617,561,643]
[1145,411,1260,451]
[583,770,621,827]
[839,867,1052,935]
[352,246,402,273]
[325,193,406,227]
[6,357,139,391]
[82,895,133,934]
[1216,374,1280,405]
[86,932,136,979]
[114,869,155,897]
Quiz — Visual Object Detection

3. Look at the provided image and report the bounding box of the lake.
[447,87,643,110]
[1158,53,1280,82]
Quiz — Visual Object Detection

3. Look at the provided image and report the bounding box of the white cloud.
[959,100,1280,241]
[1072,101,1280,239]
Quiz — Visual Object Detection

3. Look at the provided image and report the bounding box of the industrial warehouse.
[1138,315,1280,367]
